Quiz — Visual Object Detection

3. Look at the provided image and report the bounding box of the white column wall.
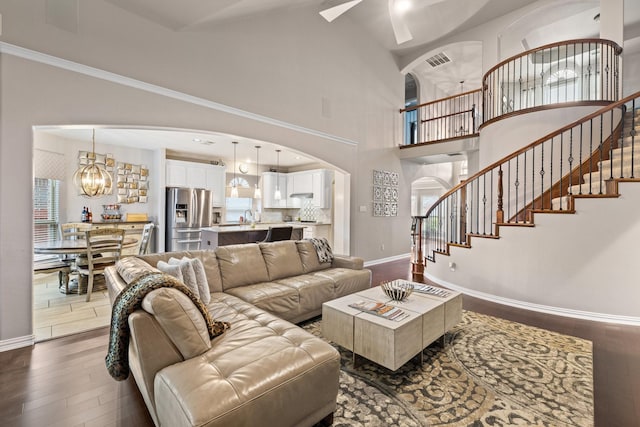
[0,0,408,345]
[427,182,640,323]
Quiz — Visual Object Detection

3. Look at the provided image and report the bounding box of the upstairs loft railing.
[483,39,622,125]
[400,89,482,146]
[411,90,640,269]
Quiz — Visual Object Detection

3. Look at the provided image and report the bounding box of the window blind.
[33,178,61,244]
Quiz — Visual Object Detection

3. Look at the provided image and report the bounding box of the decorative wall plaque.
[116,162,149,204]
[372,169,398,217]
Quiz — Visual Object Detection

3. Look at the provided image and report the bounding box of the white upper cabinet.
[166,159,226,207]
[286,169,333,209]
[311,169,332,209]
[262,172,288,208]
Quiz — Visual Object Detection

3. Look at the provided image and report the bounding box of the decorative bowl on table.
[381,280,414,301]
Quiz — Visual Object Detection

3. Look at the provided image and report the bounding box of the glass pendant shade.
[73,130,112,197]
[274,149,281,200]
[231,141,239,198]
[254,145,262,199]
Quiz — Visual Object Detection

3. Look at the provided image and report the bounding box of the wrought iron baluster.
[633,99,637,178]
[515,156,520,223]
[599,113,604,194]
[540,143,545,210]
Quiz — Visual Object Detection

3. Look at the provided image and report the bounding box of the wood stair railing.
[412,90,640,276]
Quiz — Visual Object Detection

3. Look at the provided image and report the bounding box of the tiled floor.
[33,272,111,342]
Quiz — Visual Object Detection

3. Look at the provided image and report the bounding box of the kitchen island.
[201,224,305,249]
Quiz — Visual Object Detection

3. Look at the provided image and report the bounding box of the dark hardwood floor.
[1,259,638,426]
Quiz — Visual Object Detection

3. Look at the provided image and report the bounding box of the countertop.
[203,222,330,233]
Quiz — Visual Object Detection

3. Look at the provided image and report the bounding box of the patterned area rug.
[304,311,593,426]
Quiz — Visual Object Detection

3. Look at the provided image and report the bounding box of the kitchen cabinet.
[206,166,226,207]
[311,169,332,209]
[286,169,332,209]
[262,172,288,208]
[166,159,226,207]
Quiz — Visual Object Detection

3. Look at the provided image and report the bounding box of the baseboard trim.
[424,271,640,326]
[0,41,359,147]
[364,253,411,267]
[0,334,35,353]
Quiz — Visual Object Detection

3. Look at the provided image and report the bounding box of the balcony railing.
[411,90,640,269]
[483,39,622,125]
[400,89,482,146]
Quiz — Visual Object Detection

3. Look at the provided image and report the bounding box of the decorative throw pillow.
[168,257,200,300]
[182,257,211,305]
[157,261,183,281]
[141,288,212,359]
[308,237,334,263]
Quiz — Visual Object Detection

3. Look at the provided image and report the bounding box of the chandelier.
[73,129,112,197]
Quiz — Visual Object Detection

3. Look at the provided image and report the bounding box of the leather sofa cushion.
[259,241,304,281]
[275,274,335,313]
[295,240,331,273]
[153,311,340,427]
[312,268,372,298]
[141,250,223,293]
[225,282,299,321]
[142,288,212,360]
[116,256,159,284]
[215,244,269,290]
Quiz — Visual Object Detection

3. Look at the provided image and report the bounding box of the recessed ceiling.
[35,126,320,168]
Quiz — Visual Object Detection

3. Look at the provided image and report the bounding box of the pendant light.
[456,80,467,135]
[73,129,112,197]
[230,141,239,198]
[274,149,282,200]
[254,145,262,199]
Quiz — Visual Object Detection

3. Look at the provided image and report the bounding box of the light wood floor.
[33,272,111,342]
[3,260,638,426]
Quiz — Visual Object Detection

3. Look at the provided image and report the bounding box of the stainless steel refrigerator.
[166,187,212,252]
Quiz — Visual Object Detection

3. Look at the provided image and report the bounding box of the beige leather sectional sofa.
[105,240,371,427]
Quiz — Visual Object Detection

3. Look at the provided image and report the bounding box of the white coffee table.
[322,281,462,371]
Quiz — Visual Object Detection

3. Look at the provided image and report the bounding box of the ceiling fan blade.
[388,0,413,44]
[319,0,363,23]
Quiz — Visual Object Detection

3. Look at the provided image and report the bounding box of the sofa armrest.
[105,266,127,304]
[331,255,364,270]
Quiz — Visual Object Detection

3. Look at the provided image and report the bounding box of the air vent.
[425,52,451,68]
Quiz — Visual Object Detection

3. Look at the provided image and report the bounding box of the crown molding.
[0,42,358,147]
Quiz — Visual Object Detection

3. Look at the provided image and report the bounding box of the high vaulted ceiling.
[38,0,640,164]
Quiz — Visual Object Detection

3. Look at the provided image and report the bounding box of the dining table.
[34,237,139,255]
[34,237,138,294]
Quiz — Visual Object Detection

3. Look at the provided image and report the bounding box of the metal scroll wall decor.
[116,162,149,204]
[372,169,399,217]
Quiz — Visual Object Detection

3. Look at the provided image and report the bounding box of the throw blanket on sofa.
[308,237,334,263]
[105,272,229,381]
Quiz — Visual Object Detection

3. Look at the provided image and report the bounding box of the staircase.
[413,91,640,267]
[552,107,640,210]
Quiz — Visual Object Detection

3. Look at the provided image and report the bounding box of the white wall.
[0,0,404,345]
[427,182,640,323]
[34,132,159,223]
[478,106,605,169]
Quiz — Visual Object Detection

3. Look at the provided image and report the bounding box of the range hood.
[289,192,314,198]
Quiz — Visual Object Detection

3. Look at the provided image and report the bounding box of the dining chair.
[77,228,125,302]
[58,222,93,292]
[60,222,92,240]
[138,223,155,255]
[260,226,293,242]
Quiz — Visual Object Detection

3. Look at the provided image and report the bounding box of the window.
[33,178,60,244]
[225,197,253,223]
